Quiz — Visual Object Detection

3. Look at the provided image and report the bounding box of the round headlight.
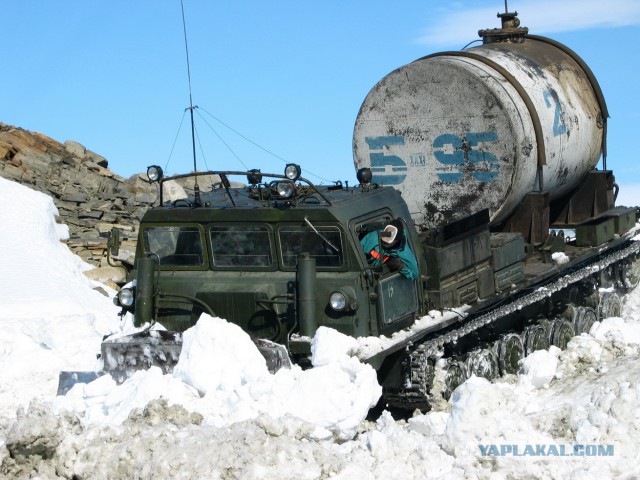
[247,169,262,185]
[357,167,373,185]
[284,163,301,181]
[118,288,135,307]
[276,181,294,198]
[329,292,347,311]
[147,165,164,183]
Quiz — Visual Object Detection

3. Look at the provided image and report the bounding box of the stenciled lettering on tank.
[543,89,568,137]
[365,136,407,185]
[433,132,500,182]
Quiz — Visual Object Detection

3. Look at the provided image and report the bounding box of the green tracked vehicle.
[59,10,640,411]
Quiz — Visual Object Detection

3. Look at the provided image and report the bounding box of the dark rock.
[62,192,88,203]
[0,122,151,274]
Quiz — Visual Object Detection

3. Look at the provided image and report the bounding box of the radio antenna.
[180,0,201,205]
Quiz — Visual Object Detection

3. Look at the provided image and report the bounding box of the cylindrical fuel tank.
[353,33,606,231]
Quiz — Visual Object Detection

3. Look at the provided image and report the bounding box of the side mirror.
[108,227,121,257]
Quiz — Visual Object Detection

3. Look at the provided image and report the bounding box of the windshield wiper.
[304,217,340,253]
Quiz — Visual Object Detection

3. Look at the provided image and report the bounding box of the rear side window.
[210,225,273,267]
[143,226,204,266]
[279,226,343,268]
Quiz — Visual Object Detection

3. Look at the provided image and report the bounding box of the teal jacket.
[360,231,419,280]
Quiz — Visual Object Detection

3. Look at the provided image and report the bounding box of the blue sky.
[3,1,640,197]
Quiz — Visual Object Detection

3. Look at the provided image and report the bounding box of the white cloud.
[417,0,640,47]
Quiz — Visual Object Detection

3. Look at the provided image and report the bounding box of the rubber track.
[385,239,640,410]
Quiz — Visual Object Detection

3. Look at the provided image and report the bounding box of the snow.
[3,175,640,478]
[552,251,570,265]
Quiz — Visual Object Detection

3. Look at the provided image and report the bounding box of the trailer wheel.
[464,348,498,381]
[597,292,621,321]
[523,324,550,356]
[496,333,524,375]
[572,306,598,334]
[549,318,575,349]
[442,361,466,400]
[620,255,640,291]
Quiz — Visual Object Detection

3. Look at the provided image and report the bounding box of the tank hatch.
[478,1,529,44]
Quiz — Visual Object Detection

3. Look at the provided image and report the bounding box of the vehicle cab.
[112,165,428,366]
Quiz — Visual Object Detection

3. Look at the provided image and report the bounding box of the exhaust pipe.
[135,255,157,326]
[297,252,318,337]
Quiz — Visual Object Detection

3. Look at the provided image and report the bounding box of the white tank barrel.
[353,22,606,231]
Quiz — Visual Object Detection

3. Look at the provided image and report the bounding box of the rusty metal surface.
[353,36,604,233]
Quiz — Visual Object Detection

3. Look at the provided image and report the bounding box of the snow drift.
[2,175,640,479]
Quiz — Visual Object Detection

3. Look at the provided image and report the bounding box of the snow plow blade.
[57,330,291,395]
[57,371,104,395]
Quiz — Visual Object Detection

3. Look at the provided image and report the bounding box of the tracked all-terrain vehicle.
[60,10,640,411]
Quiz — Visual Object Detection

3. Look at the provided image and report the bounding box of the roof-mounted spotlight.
[284,163,302,182]
[147,165,164,183]
[357,167,372,185]
[275,181,295,199]
[247,169,263,186]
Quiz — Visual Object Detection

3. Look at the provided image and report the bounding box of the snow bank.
[0,177,119,419]
[4,175,640,479]
[53,316,382,440]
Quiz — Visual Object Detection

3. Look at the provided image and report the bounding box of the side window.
[356,216,391,258]
[279,226,343,268]
[210,225,272,267]
[143,226,204,266]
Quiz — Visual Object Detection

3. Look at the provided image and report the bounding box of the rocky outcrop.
[0,123,159,287]
[0,122,238,288]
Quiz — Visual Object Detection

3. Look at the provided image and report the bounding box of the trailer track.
[384,237,640,411]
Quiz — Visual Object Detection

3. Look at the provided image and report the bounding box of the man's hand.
[386,256,403,272]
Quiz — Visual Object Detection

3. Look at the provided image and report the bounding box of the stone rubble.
[0,122,194,288]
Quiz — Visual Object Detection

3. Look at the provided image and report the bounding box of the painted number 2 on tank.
[365,131,501,185]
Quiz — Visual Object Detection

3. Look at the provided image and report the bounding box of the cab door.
[355,216,419,335]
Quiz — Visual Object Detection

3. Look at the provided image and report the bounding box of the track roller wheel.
[523,324,550,355]
[496,333,524,375]
[619,254,640,292]
[442,360,466,400]
[561,305,598,336]
[574,306,598,334]
[464,348,499,381]
[549,318,575,349]
[597,291,621,321]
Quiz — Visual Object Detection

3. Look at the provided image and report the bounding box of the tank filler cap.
[478,2,529,44]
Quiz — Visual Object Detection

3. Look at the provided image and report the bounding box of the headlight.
[118,288,135,307]
[276,181,295,198]
[329,287,358,312]
[247,169,262,185]
[330,292,347,311]
[357,167,372,185]
[147,165,164,182]
[284,163,301,181]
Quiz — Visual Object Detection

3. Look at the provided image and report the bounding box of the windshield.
[142,223,344,270]
[143,226,204,266]
[279,226,343,268]
[210,225,273,267]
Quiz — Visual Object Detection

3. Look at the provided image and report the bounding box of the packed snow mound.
[521,346,561,388]
[53,315,382,441]
[172,314,271,394]
[0,177,119,420]
[0,177,117,323]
